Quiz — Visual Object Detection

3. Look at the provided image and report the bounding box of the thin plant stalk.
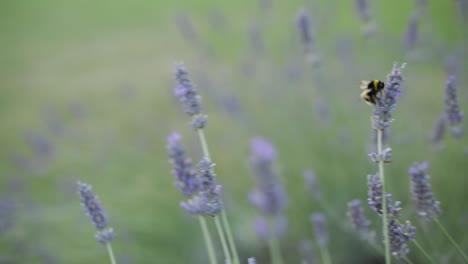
[434,218,468,263]
[214,216,232,263]
[106,243,117,264]
[318,242,332,264]
[199,216,218,264]
[197,128,240,264]
[267,218,284,264]
[377,129,391,264]
[221,211,240,264]
[411,239,436,264]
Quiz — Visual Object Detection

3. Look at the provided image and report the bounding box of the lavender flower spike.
[296,8,314,54]
[180,158,223,216]
[355,0,371,22]
[430,113,446,145]
[372,63,407,130]
[304,170,321,199]
[77,181,114,244]
[248,257,257,264]
[404,13,420,51]
[310,213,328,246]
[347,199,374,241]
[174,63,207,129]
[367,174,383,214]
[444,75,464,138]
[166,132,199,197]
[408,162,441,220]
[386,194,416,258]
[249,137,288,216]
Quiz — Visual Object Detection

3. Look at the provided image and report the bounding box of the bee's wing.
[360,80,370,90]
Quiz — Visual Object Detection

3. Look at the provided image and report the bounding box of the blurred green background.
[0,0,467,263]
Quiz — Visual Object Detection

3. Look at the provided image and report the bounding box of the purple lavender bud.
[300,240,317,264]
[430,114,446,145]
[190,114,208,129]
[347,199,373,241]
[248,257,257,264]
[404,13,420,51]
[77,181,109,230]
[304,170,321,199]
[296,8,315,54]
[248,22,264,55]
[249,137,288,216]
[0,199,15,233]
[367,174,383,214]
[174,63,203,117]
[372,63,407,130]
[25,132,54,157]
[408,162,441,220]
[275,214,288,237]
[444,75,464,138]
[180,158,223,216]
[166,132,199,197]
[386,195,416,258]
[174,12,199,42]
[310,213,328,246]
[355,0,372,22]
[95,228,115,244]
[180,185,223,217]
[253,217,270,240]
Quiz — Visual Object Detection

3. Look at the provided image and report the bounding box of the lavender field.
[0,0,467,263]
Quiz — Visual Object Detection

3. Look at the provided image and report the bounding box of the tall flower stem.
[197,128,240,264]
[434,218,468,262]
[318,242,332,264]
[199,216,218,264]
[377,129,391,264]
[214,217,232,263]
[106,243,117,264]
[267,218,284,264]
[411,239,435,264]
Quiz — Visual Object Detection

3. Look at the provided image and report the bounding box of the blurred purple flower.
[444,75,464,138]
[249,137,287,216]
[304,170,321,199]
[248,257,257,264]
[0,199,15,233]
[408,162,441,220]
[310,213,328,246]
[69,102,86,119]
[25,132,54,158]
[253,217,270,240]
[174,63,203,117]
[430,113,446,145]
[166,132,199,197]
[95,228,115,245]
[174,12,199,42]
[299,240,317,264]
[355,0,371,22]
[296,8,314,54]
[404,13,420,51]
[248,22,264,55]
[347,199,374,241]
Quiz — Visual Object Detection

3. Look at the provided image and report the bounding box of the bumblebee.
[360,80,385,106]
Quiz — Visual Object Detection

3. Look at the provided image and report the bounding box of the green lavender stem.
[221,211,240,264]
[267,218,284,264]
[197,128,240,264]
[411,239,436,264]
[199,216,218,264]
[377,129,391,264]
[106,243,117,264]
[214,216,232,263]
[434,218,468,263]
[318,243,332,264]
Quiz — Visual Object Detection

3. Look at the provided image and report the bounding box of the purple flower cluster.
[180,158,223,217]
[404,13,420,51]
[367,176,416,258]
[77,181,114,244]
[304,170,321,199]
[174,63,207,129]
[444,75,464,138]
[166,132,199,197]
[372,63,406,130]
[310,213,328,246]
[249,137,288,216]
[408,162,441,220]
[296,9,314,55]
[386,195,416,259]
[355,0,371,22]
[300,240,317,264]
[347,199,374,241]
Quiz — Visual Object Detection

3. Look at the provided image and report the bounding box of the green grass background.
[0,0,467,263]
